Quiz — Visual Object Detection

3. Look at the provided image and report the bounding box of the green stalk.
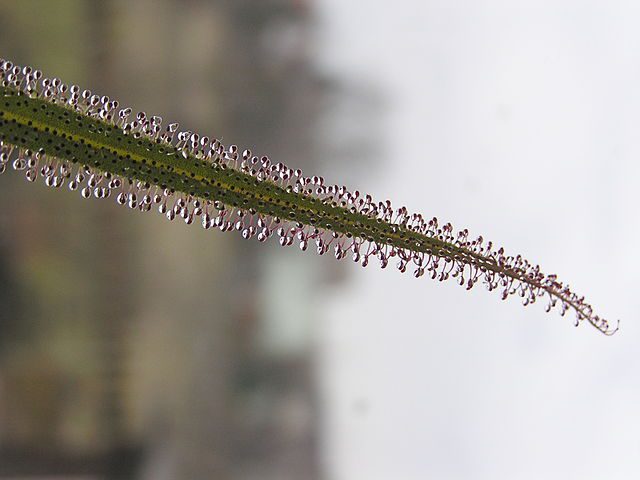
[0,59,618,336]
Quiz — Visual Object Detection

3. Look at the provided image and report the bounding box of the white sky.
[315,1,640,479]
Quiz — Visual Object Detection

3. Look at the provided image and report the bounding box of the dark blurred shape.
[0,0,339,478]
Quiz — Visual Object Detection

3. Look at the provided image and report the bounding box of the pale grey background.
[316,1,639,479]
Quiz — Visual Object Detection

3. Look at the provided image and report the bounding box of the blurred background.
[0,1,638,479]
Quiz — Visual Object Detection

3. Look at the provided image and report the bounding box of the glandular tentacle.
[0,58,617,335]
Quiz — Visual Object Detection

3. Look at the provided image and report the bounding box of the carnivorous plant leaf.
[0,59,618,335]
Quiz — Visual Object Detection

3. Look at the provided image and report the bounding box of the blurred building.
[0,1,336,479]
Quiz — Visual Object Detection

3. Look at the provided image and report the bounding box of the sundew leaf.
[0,59,618,336]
